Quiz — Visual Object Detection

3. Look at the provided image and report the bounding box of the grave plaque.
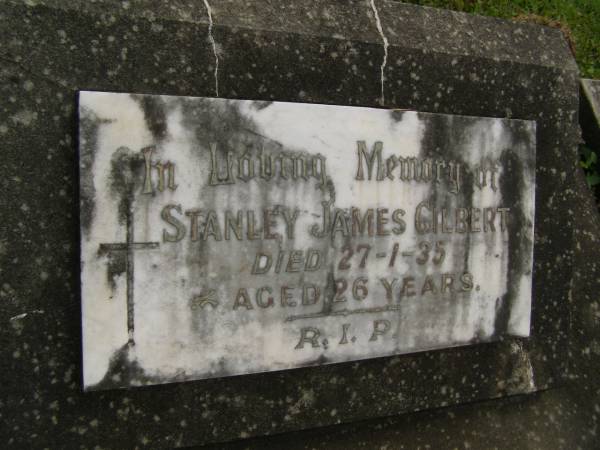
[79,91,535,390]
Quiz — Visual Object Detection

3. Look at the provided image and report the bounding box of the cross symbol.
[98,210,159,346]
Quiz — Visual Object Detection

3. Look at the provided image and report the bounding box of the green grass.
[404,0,600,78]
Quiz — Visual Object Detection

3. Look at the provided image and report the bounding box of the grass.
[404,0,600,78]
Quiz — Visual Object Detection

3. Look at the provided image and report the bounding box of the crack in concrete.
[203,0,219,97]
[368,0,389,106]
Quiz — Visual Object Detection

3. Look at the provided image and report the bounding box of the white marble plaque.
[79,91,535,390]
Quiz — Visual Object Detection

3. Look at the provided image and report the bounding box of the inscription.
[208,143,328,187]
[80,92,535,390]
[142,145,177,194]
[354,140,501,194]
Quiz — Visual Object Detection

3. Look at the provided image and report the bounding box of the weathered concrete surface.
[581,78,600,147]
[0,0,584,447]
